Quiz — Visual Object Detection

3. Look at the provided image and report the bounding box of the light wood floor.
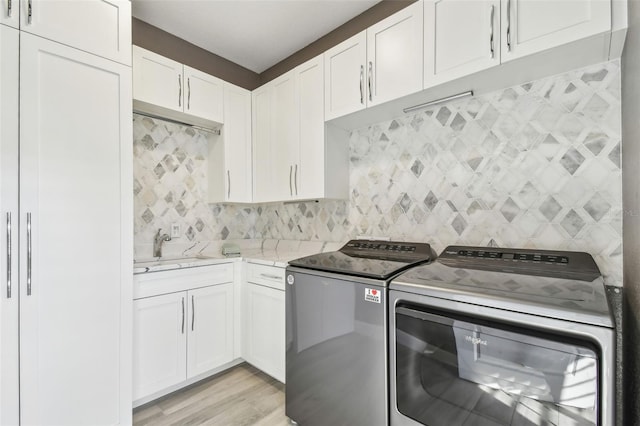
[133,363,289,426]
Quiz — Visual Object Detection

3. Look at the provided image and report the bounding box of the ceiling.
[131,0,381,74]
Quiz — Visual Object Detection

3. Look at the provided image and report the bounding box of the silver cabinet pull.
[26,212,32,295]
[181,297,185,334]
[368,61,373,102]
[7,0,12,18]
[227,170,231,199]
[489,5,495,58]
[260,273,282,280]
[6,213,11,298]
[506,0,512,52]
[359,65,364,105]
[294,164,298,195]
[289,165,293,196]
[27,0,32,24]
[178,75,182,107]
[187,78,191,110]
[191,295,195,331]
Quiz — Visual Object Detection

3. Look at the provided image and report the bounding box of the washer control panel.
[456,249,569,264]
[439,245,600,279]
[341,240,433,262]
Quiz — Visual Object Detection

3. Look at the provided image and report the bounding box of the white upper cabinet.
[0,0,19,28]
[209,82,252,203]
[324,31,367,121]
[253,54,348,203]
[18,0,131,65]
[500,0,611,62]
[272,71,299,201]
[324,1,423,120]
[133,46,183,113]
[366,0,423,106]
[133,46,224,126]
[297,55,325,199]
[184,65,224,124]
[252,84,275,203]
[252,70,298,203]
[424,0,500,88]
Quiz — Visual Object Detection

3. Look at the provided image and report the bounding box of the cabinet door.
[424,0,500,88]
[367,1,423,106]
[184,65,224,123]
[133,293,187,401]
[272,71,299,200]
[244,282,285,383]
[324,31,366,121]
[19,33,132,425]
[0,25,19,426]
[296,55,325,199]
[187,284,234,378]
[0,0,19,28]
[223,83,252,203]
[133,45,184,113]
[19,0,131,65]
[252,85,274,202]
[501,0,611,62]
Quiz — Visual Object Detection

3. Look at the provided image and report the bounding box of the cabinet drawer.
[246,263,285,291]
[134,263,234,299]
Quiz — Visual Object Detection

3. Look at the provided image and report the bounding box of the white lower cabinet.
[133,264,236,404]
[133,292,187,399]
[243,263,285,383]
[187,284,234,378]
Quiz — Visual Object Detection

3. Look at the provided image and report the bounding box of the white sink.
[134,255,212,268]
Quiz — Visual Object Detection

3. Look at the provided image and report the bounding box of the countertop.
[133,240,343,274]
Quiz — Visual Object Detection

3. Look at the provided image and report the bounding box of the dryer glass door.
[394,304,599,426]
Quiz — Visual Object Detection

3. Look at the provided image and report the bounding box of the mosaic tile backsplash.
[133,60,622,285]
[133,115,219,247]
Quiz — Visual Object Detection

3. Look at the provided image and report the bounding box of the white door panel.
[0,24,19,426]
[19,33,130,425]
[425,0,500,87]
[187,284,234,378]
[20,0,131,65]
[501,0,611,61]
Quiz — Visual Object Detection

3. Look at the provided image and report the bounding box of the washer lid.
[391,246,613,328]
[288,240,435,281]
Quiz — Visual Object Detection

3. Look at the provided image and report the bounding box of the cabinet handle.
[506,0,512,52]
[7,0,11,18]
[26,212,32,296]
[178,75,182,107]
[489,5,495,58]
[6,213,11,299]
[368,61,373,102]
[181,297,185,334]
[187,78,191,110]
[260,273,282,280]
[191,295,195,331]
[227,170,231,199]
[289,165,293,196]
[359,65,364,105]
[27,0,33,24]
[294,164,298,195]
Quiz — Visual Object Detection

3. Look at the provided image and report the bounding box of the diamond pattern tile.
[133,61,622,286]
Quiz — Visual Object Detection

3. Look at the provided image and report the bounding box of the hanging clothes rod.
[133,110,221,135]
[402,91,474,114]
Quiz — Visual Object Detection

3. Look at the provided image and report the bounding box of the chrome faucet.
[153,228,171,257]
